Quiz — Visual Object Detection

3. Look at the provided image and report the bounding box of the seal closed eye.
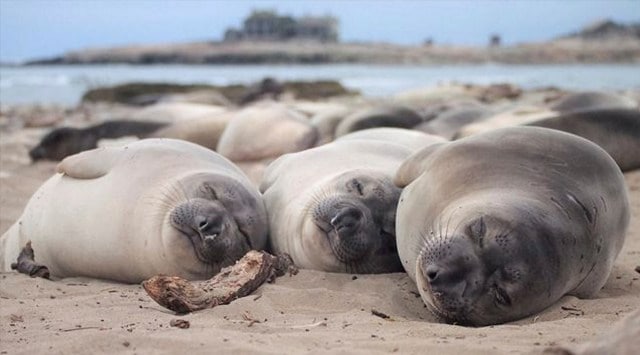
[0,139,268,283]
[260,128,446,273]
[396,126,629,326]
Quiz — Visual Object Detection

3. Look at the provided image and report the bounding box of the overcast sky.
[1,0,639,62]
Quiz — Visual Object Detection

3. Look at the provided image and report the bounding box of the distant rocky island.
[26,14,640,65]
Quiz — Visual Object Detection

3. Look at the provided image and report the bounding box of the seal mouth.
[416,257,475,325]
[312,220,402,273]
[312,200,371,263]
[188,230,226,265]
[170,198,250,267]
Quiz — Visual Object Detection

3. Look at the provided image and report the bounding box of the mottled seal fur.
[527,108,640,171]
[395,126,629,326]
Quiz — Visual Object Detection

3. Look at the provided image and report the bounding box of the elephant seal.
[395,127,629,326]
[131,102,227,123]
[310,106,355,145]
[550,91,637,113]
[334,105,424,137]
[1,139,268,283]
[414,106,493,140]
[454,106,557,138]
[527,108,640,171]
[216,104,318,162]
[150,112,233,151]
[29,120,167,161]
[260,129,445,273]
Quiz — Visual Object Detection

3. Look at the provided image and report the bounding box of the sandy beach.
[0,89,638,355]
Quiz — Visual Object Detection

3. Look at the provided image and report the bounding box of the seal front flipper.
[394,143,445,188]
[56,146,122,179]
[11,241,50,279]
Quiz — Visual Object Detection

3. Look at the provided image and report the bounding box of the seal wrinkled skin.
[308,175,403,273]
[396,127,630,326]
[0,139,268,283]
[310,183,400,271]
[260,129,446,274]
[170,184,253,270]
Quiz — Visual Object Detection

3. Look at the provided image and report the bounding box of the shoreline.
[3,64,640,107]
[22,39,640,66]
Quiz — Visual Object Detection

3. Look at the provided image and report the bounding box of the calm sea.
[1,64,639,105]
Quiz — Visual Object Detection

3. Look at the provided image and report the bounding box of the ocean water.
[1,64,639,105]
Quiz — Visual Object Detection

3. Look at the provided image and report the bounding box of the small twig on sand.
[371,309,391,320]
[60,326,108,332]
[142,251,296,314]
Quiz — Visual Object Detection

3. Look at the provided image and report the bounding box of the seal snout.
[170,198,234,265]
[329,205,371,263]
[330,206,363,235]
[418,236,484,319]
[313,198,374,263]
[195,214,222,239]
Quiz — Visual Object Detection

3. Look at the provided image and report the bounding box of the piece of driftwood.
[11,241,50,279]
[142,251,297,313]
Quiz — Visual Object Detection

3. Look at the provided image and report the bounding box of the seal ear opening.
[394,143,444,188]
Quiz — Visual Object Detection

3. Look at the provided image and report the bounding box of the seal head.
[303,171,402,273]
[165,171,264,276]
[414,207,563,326]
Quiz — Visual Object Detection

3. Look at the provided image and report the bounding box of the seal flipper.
[394,143,445,188]
[56,146,121,179]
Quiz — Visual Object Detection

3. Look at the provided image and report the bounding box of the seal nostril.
[330,207,362,231]
[196,215,210,232]
[425,265,439,282]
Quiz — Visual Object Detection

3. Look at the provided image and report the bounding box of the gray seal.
[549,91,637,113]
[395,126,630,326]
[334,105,424,137]
[260,128,445,273]
[29,120,167,161]
[527,108,640,171]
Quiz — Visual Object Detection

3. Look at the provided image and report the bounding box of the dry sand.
[1,110,639,355]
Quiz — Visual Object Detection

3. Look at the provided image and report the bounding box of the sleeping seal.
[395,127,629,326]
[216,104,318,162]
[527,108,640,171]
[29,120,167,161]
[260,128,445,273]
[1,139,268,283]
[334,106,424,137]
[549,91,637,113]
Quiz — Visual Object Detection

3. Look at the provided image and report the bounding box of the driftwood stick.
[142,251,297,313]
[10,241,50,279]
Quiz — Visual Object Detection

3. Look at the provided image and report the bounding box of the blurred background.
[1,0,639,105]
